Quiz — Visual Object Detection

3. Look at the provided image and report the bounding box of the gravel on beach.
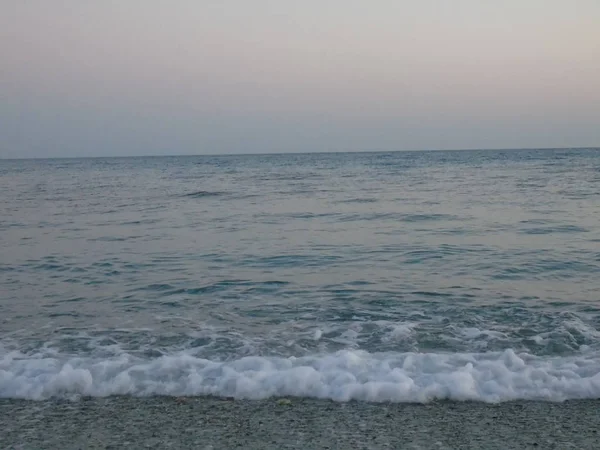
[2,397,600,449]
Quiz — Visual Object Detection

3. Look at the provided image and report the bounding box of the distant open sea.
[1,148,600,403]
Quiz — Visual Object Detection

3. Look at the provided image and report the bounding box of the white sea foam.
[381,322,416,342]
[2,349,600,402]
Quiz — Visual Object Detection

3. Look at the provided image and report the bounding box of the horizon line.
[1,146,598,161]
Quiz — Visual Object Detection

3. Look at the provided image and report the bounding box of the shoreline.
[2,397,600,449]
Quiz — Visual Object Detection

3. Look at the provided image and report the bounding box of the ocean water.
[1,148,600,402]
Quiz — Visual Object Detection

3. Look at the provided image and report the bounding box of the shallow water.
[1,148,600,401]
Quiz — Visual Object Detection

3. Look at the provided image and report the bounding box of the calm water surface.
[1,148,600,402]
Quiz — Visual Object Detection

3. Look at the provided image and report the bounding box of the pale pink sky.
[1,0,599,157]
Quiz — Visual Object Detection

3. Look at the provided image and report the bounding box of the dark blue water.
[1,148,600,402]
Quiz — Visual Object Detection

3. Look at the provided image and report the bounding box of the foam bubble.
[2,348,600,402]
[382,323,416,342]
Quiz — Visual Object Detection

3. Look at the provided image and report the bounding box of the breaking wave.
[2,349,600,402]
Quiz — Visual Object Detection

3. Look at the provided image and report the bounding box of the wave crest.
[3,349,600,402]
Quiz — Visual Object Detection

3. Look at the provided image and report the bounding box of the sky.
[1,0,599,158]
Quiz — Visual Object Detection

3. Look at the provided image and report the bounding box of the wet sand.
[1,397,599,449]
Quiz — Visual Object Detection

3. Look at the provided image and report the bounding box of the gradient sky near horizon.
[1,1,599,158]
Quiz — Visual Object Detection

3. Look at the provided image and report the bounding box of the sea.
[1,148,599,403]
